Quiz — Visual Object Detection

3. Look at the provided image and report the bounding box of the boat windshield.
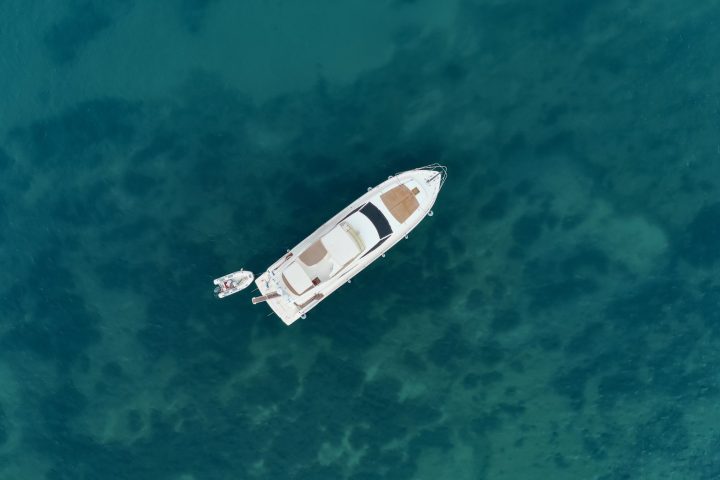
[360,202,392,238]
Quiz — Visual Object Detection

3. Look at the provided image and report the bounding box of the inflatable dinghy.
[213,270,254,298]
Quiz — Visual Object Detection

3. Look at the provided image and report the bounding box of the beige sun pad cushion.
[381,184,420,223]
[300,240,327,266]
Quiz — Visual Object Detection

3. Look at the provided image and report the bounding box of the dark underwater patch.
[178,0,221,33]
[479,190,510,220]
[351,447,417,480]
[694,284,720,335]
[538,333,561,351]
[441,61,469,83]
[370,249,460,325]
[266,417,326,472]
[94,258,139,289]
[490,308,521,333]
[137,299,193,359]
[681,203,720,266]
[465,288,484,310]
[513,179,533,196]
[408,425,453,454]
[634,407,689,455]
[311,296,398,353]
[293,465,344,480]
[402,349,427,371]
[478,339,505,366]
[130,130,184,164]
[0,403,7,445]
[1,290,102,367]
[582,432,610,460]
[9,98,140,166]
[534,130,575,157]
[644,331,717,400]
[471,411,502,434]
[524,246,609,310]
[512,212,551,246]
[495,401,525,419]
[550,362,600,409]
[101,361,125,379]
[32,382,90,463]
[51,180,122,227]
[563,247,609,275]
[0,196,5,242]
[648,15,720,74]
[561,214,584,230]
[126,409,143,433]
[553,453,569,468]
[304,352,364,398]
[349,377,442,460]
[43,3,113,64]
[485,275,506,300]
[693,434,720,480]
[544,0,603,33]
[500,132,529,160]
[480,370,504,385]
[350,377,407,446]
[1,251,101,367]
[122,171,161,197]
[605,278,685,331]
[564,321,604,355]
[450,234,467,256]
[528,275,598,311]
[136,255,255,371]
[542,104,568,126]
[242,359,299,405]
[462,373,481,389]
[427,323,471,366]
[349,472,384,480]
[597,372,643,409]
[0,147,13,171]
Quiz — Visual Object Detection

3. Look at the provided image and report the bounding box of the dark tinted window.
[360,202,392,238]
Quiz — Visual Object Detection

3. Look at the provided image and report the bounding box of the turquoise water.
[1,1,720,478]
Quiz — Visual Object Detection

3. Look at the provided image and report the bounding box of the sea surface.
[1,1,719,479]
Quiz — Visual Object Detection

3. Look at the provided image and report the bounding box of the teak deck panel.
[381,184,420,223]
[299,240,327,266]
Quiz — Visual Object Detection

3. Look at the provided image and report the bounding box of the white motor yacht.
[251,164,447,325]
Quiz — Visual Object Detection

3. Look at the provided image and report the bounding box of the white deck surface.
[321,225,361,271]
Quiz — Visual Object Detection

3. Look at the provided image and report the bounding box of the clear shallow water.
[1,1,720,479]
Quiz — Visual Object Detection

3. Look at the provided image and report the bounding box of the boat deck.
[381,184,420,223]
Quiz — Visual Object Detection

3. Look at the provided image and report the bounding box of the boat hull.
[255,165,445,325]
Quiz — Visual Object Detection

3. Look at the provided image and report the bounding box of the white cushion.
[344,212,379,248]
[283,262,313,293]
[321,225,361,266]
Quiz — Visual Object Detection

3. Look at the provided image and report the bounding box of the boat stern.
[254,272,303,325]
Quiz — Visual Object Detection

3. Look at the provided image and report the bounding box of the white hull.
[254,165,446,325]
